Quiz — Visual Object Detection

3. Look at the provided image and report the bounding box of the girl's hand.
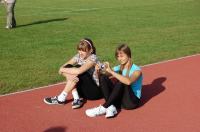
[94,64,101,75]
[104,62,112,73]
[95,64,100,71]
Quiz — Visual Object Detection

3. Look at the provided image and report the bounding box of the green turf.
[0,0,200,94]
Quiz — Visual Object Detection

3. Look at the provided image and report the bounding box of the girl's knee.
[62,73,68,78]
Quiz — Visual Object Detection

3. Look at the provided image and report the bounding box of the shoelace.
[73,99,78,104]
[52,96,59,103]
[72,99,82,105]
[93,105,103,115]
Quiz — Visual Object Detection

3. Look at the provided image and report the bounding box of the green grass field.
[0,0,200,94]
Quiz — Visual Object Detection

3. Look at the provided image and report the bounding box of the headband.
[83,39,92,48]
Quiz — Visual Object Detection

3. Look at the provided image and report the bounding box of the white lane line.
[142,53,200,67]
[0,82,65,97]
[0,53,199,97]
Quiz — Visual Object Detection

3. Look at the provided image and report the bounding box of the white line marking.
[0,53,200,98]
[0,82,65,97]
[142,53,200,67]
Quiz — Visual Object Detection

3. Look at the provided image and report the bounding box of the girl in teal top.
[86,44,143,118]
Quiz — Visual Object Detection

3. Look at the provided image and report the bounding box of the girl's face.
[117,51,130,65]
[78,50,91,59]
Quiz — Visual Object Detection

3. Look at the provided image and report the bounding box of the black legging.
[99,74,140,109]
[76,72,103,100]
[64,64,103,100]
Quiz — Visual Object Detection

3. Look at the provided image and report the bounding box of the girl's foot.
[72,99,84,109]
[105,105,118,118]
[44,96,66,105]
[85,105,106,117]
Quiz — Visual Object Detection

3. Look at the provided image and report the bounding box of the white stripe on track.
[142,53,200,67]
[0,53,199,98]
[0,82,65,97]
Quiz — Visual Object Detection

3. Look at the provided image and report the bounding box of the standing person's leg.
[76,72,103,100]
[11,2,16,27]
[121,85,140,110]
[5,3,14,28]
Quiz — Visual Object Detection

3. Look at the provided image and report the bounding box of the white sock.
[57,91,67,102]
[72,89,80,100]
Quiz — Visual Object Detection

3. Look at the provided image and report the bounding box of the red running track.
[0,54,200,132]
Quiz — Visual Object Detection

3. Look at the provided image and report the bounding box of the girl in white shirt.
[44,38,103,109]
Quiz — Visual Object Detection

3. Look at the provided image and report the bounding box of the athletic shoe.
[72,99,84,109]
[5,26,11,29]
[85,105,106,117]
[43,96,66,105]
[105,105,118,118]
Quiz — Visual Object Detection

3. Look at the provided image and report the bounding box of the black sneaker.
[72,99,84,109]
[43,96,66,105]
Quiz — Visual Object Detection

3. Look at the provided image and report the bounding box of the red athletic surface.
[1,55,200,132]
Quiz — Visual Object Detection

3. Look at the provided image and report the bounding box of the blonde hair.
[115,44,132,77]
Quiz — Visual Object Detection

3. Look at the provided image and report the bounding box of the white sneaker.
[105,105,118,118]
[5,26,12,29]
[85,105,106,117]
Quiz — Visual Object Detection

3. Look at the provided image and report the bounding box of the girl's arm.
[105,62,142,85]
[109,70,141,85]
[59,60,95,75]
[59,57,77,75]
[61,57,77,68]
